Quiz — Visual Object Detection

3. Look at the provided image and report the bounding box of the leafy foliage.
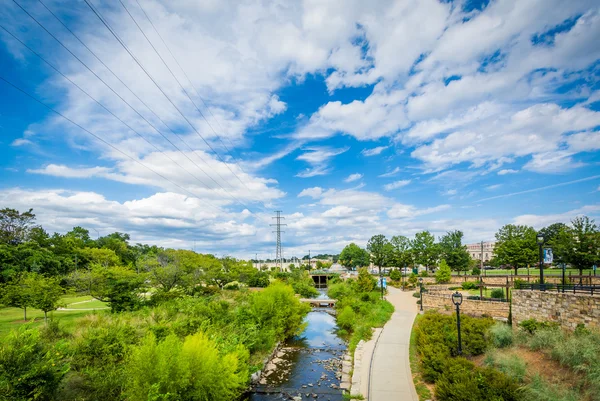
[339,243,370,268]
[435,259,452,283]
[493,224,537,274]
[438,230,470,274]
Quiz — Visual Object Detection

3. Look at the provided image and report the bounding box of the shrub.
[389,269,401,281]
[471,267,481,275]
[337,306,356,331]
[518,318,559,334]
[125,332,248,401]
[435,260,451,284]
[490,354,527,383]
[0,327,69,401]
[291,281,319,298]
[522,375,580,401]
[223,281,241,290]
[489,322,513,348]
[419,270,429,278]
[527,328,563,351]
[490,288,505,299]
[435,357,520,401]
[247,272,270,287]
[461,281,479,290]
[356,267,376,292]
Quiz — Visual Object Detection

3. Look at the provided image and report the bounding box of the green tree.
[439,230,470,275]
[367,234,392,274]
[0,274,33,320]
[538,222,567,246]
[339,243,370,269]
[435,260,452,283]
[28,274,64,323]
[493,224,537,275]
[552,216,599,275]
[356,267,376,292]
[390,235,413,267]
[412,231,439,272]
[76,265,146,312]
[0,208,37,245]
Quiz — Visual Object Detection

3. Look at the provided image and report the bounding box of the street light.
[452,291,463,355]
[419,277,424,312]
[537,233,545,286]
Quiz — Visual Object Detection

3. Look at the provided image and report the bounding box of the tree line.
[0,208,269,316]
[337,215,600,276]
[339,230,472,274]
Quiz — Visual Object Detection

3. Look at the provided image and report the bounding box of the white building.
[466,241,496,263]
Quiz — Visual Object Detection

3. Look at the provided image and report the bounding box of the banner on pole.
[543,248,553,264]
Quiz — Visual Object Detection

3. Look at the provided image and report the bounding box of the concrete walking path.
[368,286,419,401]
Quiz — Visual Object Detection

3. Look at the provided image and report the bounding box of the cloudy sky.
[1,0,599,259]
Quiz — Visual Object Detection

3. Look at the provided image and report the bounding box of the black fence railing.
[515,283,600,295]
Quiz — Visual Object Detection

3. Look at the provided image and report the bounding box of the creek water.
[246,290,346,401]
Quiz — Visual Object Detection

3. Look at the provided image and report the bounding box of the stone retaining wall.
[422,292,509,319]
[512,290,600,330]
[418,274,600,286]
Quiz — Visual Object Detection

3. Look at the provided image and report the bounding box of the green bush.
[461,281,479,290]
[389,269,401,281]
[419,270,429,277]
[356,267,376,292]
[434,357,520,401]
[522,375,580,401]
[489,322,514,348]
[125,332,248,401]
[489,354,527,383]
[337,306,356,331]
[490,288,505,299]
[518,318,559,334]
[435,260,451,284]
[0,327,69,401]
[527,328,563,351]
[471,267,481,275]
[291,281,319,298]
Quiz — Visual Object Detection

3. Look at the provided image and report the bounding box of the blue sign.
[378,277,387,289]
[543,248,553,264]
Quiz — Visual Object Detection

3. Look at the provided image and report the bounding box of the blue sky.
[1,0,599,258]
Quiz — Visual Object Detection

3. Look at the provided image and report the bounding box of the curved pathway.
[368,286,419,401]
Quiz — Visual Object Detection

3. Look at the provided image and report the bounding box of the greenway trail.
[369,286,419,401]
[247,290,346,400]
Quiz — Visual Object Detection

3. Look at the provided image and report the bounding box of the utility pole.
[270,211,286,271]
[309,250,311,270]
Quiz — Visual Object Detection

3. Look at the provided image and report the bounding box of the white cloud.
[298,187,324,199]
[523,151,584,173]
[387,204,450,219]
[378,167,401,178]
[383,180,411,191]
[28,164,113,179]
[11,138,34,147]
[295,146,348,178]
[513,205,600,229]
[361,146,389,157]
[498,169,519,175]
[344,173,363,183]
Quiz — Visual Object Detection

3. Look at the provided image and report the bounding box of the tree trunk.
[514,266,518,276]
[44,311,48,324]
[24,307,27,321]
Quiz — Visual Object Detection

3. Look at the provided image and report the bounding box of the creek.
[246,290,346,401]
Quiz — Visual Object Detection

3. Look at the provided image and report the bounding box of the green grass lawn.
[0,294,108,337]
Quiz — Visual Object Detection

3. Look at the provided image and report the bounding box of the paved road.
[369,286,419,401]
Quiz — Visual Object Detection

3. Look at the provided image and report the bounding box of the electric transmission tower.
[270,211,286,270]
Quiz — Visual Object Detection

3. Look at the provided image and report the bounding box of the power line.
[132,0,252,179]
[0,23,222,198]
[0,75,228,215]
[82,0,250,199]
[117,0,258,200]
[10,0,266,221]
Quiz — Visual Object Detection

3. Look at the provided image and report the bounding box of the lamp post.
[402,263,406,291]
[452,291,463,355]
[419,277,424,312]
[537,233,545,286]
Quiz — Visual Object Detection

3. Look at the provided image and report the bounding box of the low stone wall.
[422,292,509,319]
[419,274,600,286]
[512,290,600,330]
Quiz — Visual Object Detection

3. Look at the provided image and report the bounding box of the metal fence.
[515,283,600,295]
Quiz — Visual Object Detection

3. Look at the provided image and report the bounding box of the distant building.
[466,241,496,263]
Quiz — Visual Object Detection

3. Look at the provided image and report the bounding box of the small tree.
[356,267,376,292]
[28,274,64,323]
[435,260,452,283]
[0,274,33,320]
